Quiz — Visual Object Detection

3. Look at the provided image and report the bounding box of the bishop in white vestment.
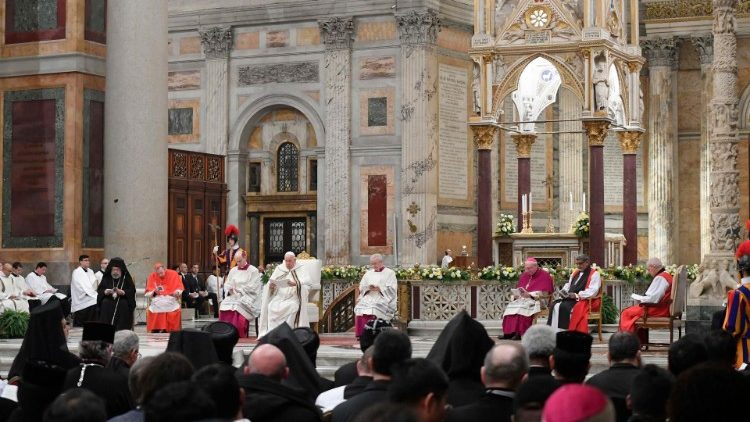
[219,249,263,338]
[258,252,311,337]
[353,254,398,337]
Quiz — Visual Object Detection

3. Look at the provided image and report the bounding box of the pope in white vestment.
[258,252,312,337]
[219,249,262,338]
[353,254,398,337]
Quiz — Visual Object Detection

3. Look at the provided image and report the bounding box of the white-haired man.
[619,257,673,333]
[258,251,311,336]
[353,254,397,338]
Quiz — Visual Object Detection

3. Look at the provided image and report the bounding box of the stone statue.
[593,53,609,111]
[689,261,720,299]
[493,57,507,84]
[639,87,645,122]
[472,63,481,115]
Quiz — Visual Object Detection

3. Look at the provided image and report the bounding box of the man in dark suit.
[182,264,219,318]
[445,342,528,422]
[586,331,642,422]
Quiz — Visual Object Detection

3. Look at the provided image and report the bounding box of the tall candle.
[522,194,527,214]
[583,192,586,213]
[569,192,573,210]
[529,192,532,213]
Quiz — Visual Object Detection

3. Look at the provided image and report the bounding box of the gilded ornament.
[511,134,537,158]
[471,124,498,150]
[617,131,642,154]
[583,120,611,146]
[524,6,553,30]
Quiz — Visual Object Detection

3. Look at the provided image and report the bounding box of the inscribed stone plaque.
[238,62,319,86]
[525,31,551,44]
[438,64,469,201]
[367,97,388,127]
[168,108,193,135]
[2,88,65,248]
[603,132,645,207]
[503,133,549,204]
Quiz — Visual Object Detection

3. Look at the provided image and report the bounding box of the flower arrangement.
[495,214,515,237]
[478,265,520,282]
[261,263,277,284]
[321,265,367,281]
[572,212,590,238]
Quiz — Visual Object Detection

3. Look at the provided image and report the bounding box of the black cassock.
[97,258,136,330]
[63,364,133,418]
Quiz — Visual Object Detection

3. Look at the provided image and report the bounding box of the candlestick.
[522,194,527,214]
[582,192,586,213]
[528,192,533,213]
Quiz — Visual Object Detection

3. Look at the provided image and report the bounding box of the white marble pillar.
[703,0,741,270]
[692,34,714,261]
[200,26,233,156]
[104,0,167,283]
[396,9,440,265]
[558,88,583,231]
[642,37,678,264]
[319,17,354,265]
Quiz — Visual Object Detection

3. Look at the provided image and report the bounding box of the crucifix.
[542,174,555,233]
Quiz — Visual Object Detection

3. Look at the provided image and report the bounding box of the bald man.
[446,342,531,422]
[0,263,33,312]
[238,344,320,421]
[258,252,312,337]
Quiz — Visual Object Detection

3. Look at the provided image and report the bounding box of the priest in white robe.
[258,251,311,337]
[26,262,68,307]
[219,249,263,338]
[353,254,398,338]
[0,263,32,313]
[70,255,99,327]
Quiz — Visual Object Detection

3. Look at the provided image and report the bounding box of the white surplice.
[258,264,311,337]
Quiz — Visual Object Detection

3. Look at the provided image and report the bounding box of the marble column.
[200,27,233,156]
[319,17,354,265]
[692,34,714,260]
[618,130,643,265]
[704,0,741,269]
[472,124,498,267]
[642,37,678,264]
[583,119,610,266]
[512,134,536,232]
[396,10,440,265]
[104,0,168,284]
[558,89,583,231]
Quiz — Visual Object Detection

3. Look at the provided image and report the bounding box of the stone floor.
[0,319,673,380]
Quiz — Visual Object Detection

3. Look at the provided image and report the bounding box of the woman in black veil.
[97,257,136,330]
[8,301,80,380]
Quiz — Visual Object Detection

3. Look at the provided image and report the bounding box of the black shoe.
[512,334,521,341]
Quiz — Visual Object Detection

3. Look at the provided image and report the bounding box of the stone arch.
[229,92,325,153]
[492,53,584,120]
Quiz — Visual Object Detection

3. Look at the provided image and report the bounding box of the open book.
[552,286,570,301]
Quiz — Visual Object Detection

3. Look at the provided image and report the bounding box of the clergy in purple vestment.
[501,257,554,339]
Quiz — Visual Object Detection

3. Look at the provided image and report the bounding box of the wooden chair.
[586,279,605,342]
[634,265,687,350]
[531,293,552,324]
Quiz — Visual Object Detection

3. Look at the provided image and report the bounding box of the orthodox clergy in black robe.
[97,258,136,330]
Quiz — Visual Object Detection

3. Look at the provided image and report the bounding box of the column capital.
[318,16,354,50]
[396,9,441,46]
[617,130,643,154]
[199,26,233,59]
[511,133,536,158]
[471,124,498,150]
[713,0,738,35]
[691,34,714,66]
[582,119,611,147]
[641,37,679,68]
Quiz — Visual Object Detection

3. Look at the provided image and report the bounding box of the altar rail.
[319,279,645,330]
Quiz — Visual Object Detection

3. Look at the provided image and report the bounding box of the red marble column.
[583,120,610,267]
[619,131,642,265]
[512,134,536,233]
[472,124,498,267]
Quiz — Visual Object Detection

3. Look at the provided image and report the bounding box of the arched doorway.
[243,106,319,266]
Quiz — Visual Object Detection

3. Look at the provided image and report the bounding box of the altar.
[494,232,626,268]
